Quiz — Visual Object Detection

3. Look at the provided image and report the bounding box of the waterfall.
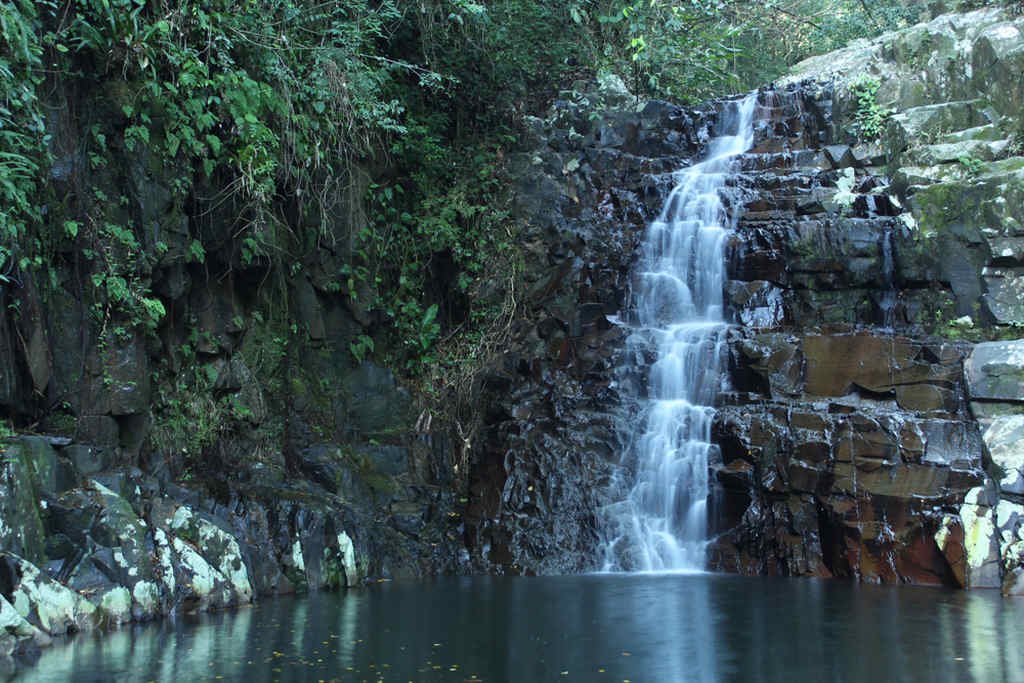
[603,93,759,572]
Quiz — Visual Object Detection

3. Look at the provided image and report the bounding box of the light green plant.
[958,153,985,176]
[849,74,888,140]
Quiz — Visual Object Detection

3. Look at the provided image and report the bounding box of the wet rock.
[959,486,1002,588]
[735,334,803,397]
[980,416,1024,495]
[803,334,901,396]
[167,505,253,605]
[0,553,98,635]
[920,420,983,466]
[894,384,952,412]
[965,340,1024,402]
[996,500,1024,595]
[0,594,50,658]
[934,515,967,587]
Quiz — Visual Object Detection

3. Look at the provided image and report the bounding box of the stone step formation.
[469,8,1024,592]
[709,84,988,585]
[707,6,1024,593]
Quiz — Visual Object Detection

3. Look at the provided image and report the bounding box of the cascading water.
[602,93,759,572]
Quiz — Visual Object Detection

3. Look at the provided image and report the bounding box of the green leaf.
[205,134,222,155]
[187,239,206,263]
[422,303,438,327]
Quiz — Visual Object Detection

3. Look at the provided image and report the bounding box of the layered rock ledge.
[468,7,1024,593]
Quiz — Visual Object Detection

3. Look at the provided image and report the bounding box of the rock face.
[1,28,470,654]
[5,7,1024,668]
[463,79,719,573]
[0,17,465,665]
[0,435,378,658]
[707,6,1024,592]
[703,83,988,587]
[785,7,1024,332]
[469,7,1024,592]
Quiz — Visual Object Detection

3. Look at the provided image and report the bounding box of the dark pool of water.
[10,574,1024,682]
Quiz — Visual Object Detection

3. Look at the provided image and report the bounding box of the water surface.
[14,574,1024,682]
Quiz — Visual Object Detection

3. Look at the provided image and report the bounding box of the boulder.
[996,500,1024,595]
[0,439,53,565]
[166,505,253,605]
[44,482,166,621]
[959,486,1002,588]
[0,553,98,636]
[980,416,1024,495]
[965,341,1024,401]
[167,536,235,613]
[0,594,50,658]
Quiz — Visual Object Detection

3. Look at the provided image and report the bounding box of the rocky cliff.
[1,54,466,669]
[466,6,1024,593]
[715,5,1024,591]
[5,1,1024,670]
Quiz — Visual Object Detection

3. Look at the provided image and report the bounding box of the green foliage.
[2,0,454,357]
[53,0,424,225]
[351,137,512,371]
[2,0,925,415]
[722,1,920,90]
[958,153,985,176]
[0,0,47,273]
[151,327,264,465]
[595,0,743,100]
[349,334,374,363]
[849,74,888,140]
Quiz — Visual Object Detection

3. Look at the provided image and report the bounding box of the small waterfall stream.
[603,93,759,572]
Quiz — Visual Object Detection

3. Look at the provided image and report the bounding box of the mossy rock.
[0,438,57,565]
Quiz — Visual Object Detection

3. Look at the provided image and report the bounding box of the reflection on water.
[11,575,1024,682]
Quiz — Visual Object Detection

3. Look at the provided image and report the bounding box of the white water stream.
[603,93,758,572]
